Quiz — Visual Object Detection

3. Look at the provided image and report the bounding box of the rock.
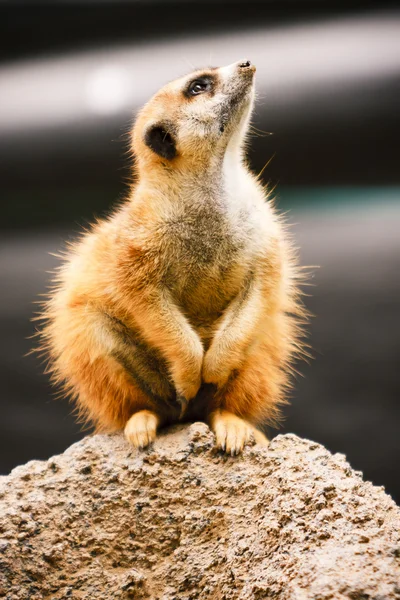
[0,424,399,599]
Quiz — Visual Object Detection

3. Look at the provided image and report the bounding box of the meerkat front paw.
[171,343,203,402]
[174,372,202,404]
[209,409,269,455]
[202,350,233,388]
[124,410,159,449]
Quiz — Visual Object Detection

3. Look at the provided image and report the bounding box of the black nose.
[239,60,252,68]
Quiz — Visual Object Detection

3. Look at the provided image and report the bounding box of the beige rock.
[0,424,399,599]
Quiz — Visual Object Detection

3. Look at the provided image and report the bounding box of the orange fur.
[37,61,307,453]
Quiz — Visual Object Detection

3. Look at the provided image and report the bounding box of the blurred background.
[1,1,399,500]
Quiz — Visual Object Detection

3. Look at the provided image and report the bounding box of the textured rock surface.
[1,424,399,599]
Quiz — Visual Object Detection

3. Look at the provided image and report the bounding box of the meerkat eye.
[189,81,208,95]
[186,77,213,97]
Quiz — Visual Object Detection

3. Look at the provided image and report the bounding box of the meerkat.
[39,60,305,455]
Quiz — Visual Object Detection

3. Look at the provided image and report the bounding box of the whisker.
[257,152,276,179]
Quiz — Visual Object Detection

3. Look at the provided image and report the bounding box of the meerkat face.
[133,60,256,167]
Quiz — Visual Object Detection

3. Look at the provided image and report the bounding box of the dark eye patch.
[184,75,215,99]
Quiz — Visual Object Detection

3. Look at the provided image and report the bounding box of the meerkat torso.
[121,161,275,332]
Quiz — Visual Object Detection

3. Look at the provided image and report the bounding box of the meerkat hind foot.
[210,409,266,456]
[124,410,159,449]
[211,410,269,455]
[252,428,269,447]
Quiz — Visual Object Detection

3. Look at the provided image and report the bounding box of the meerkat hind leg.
[124,410,160,449]
[210,409,269,455]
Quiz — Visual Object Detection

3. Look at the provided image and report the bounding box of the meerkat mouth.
[222,82,254,122]
[229,86,253,107]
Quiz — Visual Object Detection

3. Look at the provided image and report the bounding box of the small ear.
[144,124,177,160]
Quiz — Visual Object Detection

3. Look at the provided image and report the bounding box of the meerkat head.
[132,60,256,171]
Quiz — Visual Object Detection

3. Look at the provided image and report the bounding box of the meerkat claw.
[176,394,189,420]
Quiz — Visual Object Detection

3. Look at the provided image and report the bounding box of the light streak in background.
[0,13,399,136]
[85,65,132,115]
